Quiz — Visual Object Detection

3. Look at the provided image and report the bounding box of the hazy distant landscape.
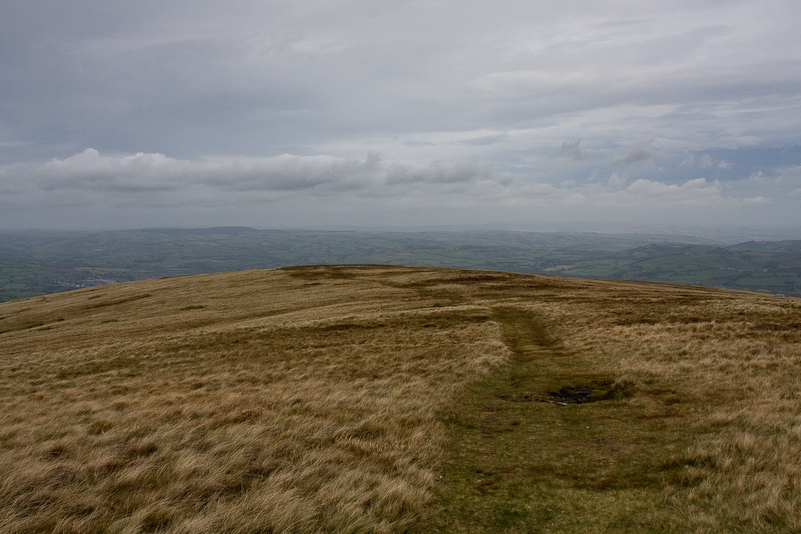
[1,228,799,302]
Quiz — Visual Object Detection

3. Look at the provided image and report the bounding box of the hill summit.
[1,265,800,532]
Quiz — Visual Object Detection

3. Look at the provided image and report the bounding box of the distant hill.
[728,239,801,253]
[2,266,800,532]
[553,240,801,296]
[0,229,799,301]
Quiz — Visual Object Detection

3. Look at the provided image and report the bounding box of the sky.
[2,1,801,233]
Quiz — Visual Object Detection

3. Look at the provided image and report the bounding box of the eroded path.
[434,305,684,533]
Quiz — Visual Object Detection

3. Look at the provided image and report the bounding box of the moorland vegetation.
[1,265,800,532]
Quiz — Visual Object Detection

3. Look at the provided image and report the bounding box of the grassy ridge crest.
[1,265,800,532]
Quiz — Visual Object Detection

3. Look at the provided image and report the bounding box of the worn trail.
[435,305,680,533]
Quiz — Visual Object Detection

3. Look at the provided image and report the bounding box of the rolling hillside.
[1,266,800,532]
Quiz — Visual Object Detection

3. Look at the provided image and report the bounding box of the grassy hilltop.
[1,265,800,532]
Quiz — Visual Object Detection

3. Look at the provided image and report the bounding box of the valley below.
[2,228,800,303]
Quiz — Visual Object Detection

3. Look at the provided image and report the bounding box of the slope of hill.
[1,266,800,532]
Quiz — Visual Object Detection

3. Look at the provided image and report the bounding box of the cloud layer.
[3,148,791,230]
[1,1,800,229]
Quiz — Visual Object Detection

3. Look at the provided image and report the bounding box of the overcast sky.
[2,0,800,232]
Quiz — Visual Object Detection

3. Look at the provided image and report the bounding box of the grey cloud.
[30,150,387,195]
[5,1,799,165]
[385,158,494,185]
[35,149,180,193]
[558,140,587,161]
[1,148,796,230]
[200,157,362,193]
[17,149,501,196]
[622,178,721,203]
[459,133,509,146]
[613,142,654,164]
[402,140,438,147]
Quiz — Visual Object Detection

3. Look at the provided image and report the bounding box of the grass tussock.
[0,265,800,532]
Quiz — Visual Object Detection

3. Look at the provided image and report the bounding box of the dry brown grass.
[1,265,800,532]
